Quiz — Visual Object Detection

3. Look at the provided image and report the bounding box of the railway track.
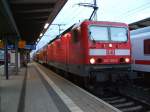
[118,82,150,107]
[99,91,150,112]
[79,80,150,112]
[87,81,150,112]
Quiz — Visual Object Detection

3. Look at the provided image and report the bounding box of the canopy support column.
[15,37,18,74]
[4,36,8,79]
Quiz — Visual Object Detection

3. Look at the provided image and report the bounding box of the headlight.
[125,58,130,63]
[109,43,112,48]
[90,58,95,64]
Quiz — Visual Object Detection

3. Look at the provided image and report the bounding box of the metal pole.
[94,0,97,20]
[4,36,8,79]
[15,36,18,74]
[51,24,65,35]
[78,0,98,20]
[58,25,61,35]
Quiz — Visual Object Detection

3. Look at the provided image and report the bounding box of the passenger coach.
[131,26,150,73]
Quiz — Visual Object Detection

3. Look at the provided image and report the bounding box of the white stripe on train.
[115,49,130,55]
[89,49,130,56]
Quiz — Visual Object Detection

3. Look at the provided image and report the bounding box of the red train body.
[36,20,132,82]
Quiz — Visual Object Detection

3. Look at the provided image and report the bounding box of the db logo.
[107,50,114,55]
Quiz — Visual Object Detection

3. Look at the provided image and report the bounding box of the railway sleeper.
[107,98,127,104]
[120,105,143,112]
[113,102,135,108]
[102,96,121,101]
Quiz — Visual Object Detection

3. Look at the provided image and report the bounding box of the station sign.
[0,40,4,48]
[25,44,36,50]
[0,44,36,50]
[8,45,14,49]
[18,40,26,48]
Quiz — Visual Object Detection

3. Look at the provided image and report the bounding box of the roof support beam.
[22,16,49,20]
[11,3,55,11]
[14,9,52,14]
[1,0,20,36]
[129,17,150,30]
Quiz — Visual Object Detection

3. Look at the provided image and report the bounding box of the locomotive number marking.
[104,59,118,63]
[106,49,115,55]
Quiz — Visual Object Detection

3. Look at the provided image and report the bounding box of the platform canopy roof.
[129,17,150,30]
[0,0,19,36]
[0,0,68,44]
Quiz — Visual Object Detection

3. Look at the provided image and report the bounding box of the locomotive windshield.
[110,27,127,41]
[89,25,128,42]
[89,26,109,41]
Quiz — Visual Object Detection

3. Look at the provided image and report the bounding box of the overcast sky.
[34,0,150,52]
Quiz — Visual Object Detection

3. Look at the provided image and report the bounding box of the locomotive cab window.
[110,27,127,42]
[89,25,127,42]
[89,26,109,41]
[72,28,80,43]
[144,39,150,55]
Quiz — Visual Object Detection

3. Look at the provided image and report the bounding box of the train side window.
[144,39,150,55]
[72,28,80,43]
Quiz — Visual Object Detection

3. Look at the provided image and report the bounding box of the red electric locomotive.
[36,20,132,84]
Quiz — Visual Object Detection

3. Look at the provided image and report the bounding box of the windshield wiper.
[89,31,96,43]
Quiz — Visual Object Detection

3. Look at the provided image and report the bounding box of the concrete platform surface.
[0,63,121,112]
[0,67,25,112]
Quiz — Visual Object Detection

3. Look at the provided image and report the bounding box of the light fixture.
[64,33,71,37]
[125,58,130,63]
[109,43,112,48]
[90,58,95,64]
[40,33,43,37]
[44,23,49,29]
[37,38,40,41]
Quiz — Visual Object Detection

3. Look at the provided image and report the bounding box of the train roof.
[47,23,78,44]
[47,20,128,45]
[82,20,128,26]
[129,17,150,30]
[130,26,150,35]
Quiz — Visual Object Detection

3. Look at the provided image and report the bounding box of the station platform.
[0,62,121,112]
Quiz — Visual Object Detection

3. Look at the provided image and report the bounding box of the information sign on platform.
[25,44,36,50]
[18,40,26,48]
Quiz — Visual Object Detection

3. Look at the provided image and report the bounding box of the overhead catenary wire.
[115,2,150,21]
